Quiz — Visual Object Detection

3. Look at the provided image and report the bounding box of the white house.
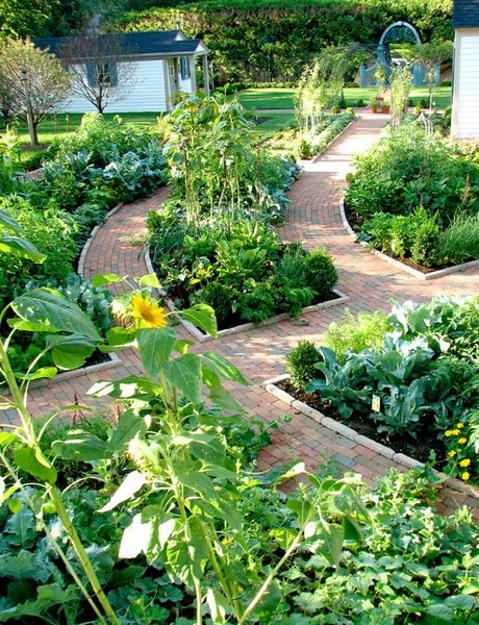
[451,0,479,139]
[34,29,210,113]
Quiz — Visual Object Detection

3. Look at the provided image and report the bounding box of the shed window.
[87,62,118,87]
[180,56,191,80]
[97,63,111,85]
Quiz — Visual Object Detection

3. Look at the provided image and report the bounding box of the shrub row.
[111,0,453,83]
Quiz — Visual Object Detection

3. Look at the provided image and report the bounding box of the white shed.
[34,30,210,114]
[451,0,479,139]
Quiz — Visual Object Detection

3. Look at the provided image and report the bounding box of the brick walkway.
[16,113,479,515]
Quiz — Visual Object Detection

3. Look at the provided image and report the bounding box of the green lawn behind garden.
[235,86,452,110]
[6,85,452,158]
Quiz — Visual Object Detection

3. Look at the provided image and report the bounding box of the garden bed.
[265,111,355,159]
[343,123,479,280]
[167,289,348,342]
[264,373,479,499]
[340,199,479,280]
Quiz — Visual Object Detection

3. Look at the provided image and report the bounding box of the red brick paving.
[12,113,479,516]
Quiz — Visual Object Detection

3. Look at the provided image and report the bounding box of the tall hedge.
[110,0,453,83]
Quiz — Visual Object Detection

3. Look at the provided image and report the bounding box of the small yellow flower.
[451,429,460,436]
[448,450,456,458]
[131,293,168,329]
[462,472,471,481]
[458,438,468,445]
[457,423,464,429]
[459,459,471,468]
[445,430,453,437]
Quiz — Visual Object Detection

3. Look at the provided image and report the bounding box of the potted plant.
[369,98,378,113]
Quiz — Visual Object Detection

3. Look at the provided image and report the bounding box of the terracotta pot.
[382,105,390,113]
[370,106,378,113]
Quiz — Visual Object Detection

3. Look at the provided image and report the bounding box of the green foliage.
[286,339,322,390]
[161,95,298,226]
[110,0,453,83]
[410,213,440,267]
[305,246,337,299]
[439,213,479,265]
[324,310,391,362]
[347,124,479,268]
[282,468,479,624]
[150,215,337,329]
[302,296,479,482]
[0,114,168,306]
[0,195,77,308]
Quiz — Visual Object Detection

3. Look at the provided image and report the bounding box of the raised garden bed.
[340,199,479,280]
[264,373,479,499]
[168,289,348,342]
[146,247,349,341]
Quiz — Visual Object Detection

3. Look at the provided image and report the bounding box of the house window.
[86,62,118,87]
[180,56,191,80]
[97,63,111,85]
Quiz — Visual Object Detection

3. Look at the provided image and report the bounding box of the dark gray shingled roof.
[453,0,479,28]
[34,30,206,57]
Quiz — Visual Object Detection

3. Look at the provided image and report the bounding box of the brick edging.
[339,199,479,281]
[263,375,479,499]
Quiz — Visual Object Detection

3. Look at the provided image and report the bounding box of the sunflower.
[131,293,168,329]
[462,472,471,481]
[459,459,471,468]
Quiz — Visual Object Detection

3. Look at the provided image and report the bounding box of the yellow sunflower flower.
[448,450,456,458]
[459,459,471,468]
[462,472,470,481]
[458,437,468,445]
[131,293,168,329]
[457,423,464,429]
[445,430,453,437]
[451,429,460,436]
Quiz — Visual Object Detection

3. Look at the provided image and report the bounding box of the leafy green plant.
[150,216,337,329]
[411,212,440,267]
[323,310,391,362]
[0,194,77,308]
[346,124,479,227]
[305,246,338,299]
[288,296,479,480]
[286,340,322,391]
[439,213,479,265]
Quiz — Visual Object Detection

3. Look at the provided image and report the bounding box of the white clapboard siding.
[60,59,168,113]
[452,30,479,139]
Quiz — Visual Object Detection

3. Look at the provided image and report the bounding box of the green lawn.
[7,84,451,154]
[8,109,292,155]
[234,86,453,110]
[256,112,295,138]
[6,112,162,149]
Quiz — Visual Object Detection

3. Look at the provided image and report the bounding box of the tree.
[411,40,453,110]
[58,32,137,114]
[0,0,56,38]
[0,39,72,145]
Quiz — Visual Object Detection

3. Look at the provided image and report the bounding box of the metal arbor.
[359,21,439,88]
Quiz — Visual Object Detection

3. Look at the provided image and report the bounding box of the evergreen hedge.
[109,0,453,82]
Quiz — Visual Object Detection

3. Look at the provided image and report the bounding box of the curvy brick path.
[15,113,479,515]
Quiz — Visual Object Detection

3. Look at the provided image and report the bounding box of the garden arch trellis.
[359,21,437,87]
